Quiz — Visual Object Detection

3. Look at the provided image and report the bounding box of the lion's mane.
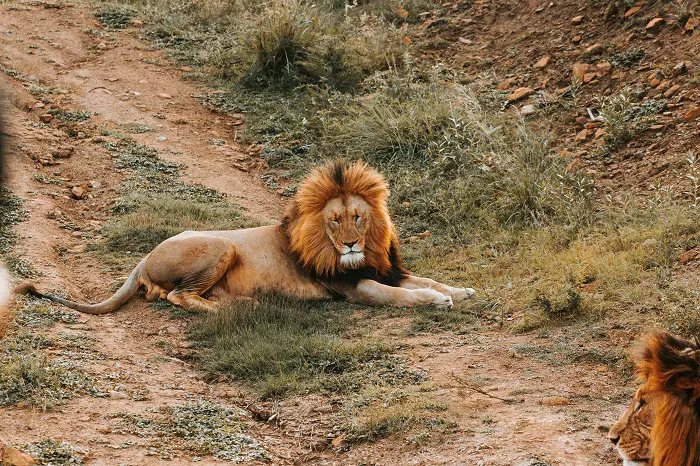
[637,332,700,466]
[281,160,407,285]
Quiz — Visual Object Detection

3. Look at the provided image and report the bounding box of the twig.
[450,373,521,404]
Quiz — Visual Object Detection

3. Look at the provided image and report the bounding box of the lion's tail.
[14,257,147,315]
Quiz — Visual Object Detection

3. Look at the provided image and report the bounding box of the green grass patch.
[101,197,257,255]
[0,331,97,409]
[109,400,267,461]
[191,295,425,399]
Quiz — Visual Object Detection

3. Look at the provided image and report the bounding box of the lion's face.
[609,387,654,466]
[283,160,399,279]
[323,195,370,269]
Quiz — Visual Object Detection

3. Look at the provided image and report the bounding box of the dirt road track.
[0,1,630,465]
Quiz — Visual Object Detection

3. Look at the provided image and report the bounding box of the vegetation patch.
[191,295,425,399]
[343,386,454,443]
[13,295,79,328]
[597,89,665,152]
[0,331,97,409]
[0,187,28,254]
[96,4,137,29]
[23,439,87,466]
[109,400,267,462]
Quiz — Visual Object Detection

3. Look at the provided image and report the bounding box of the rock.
[648,71,663,87]
[572,35,582,44]
[0,442,37,466]
[685,17,699,31]
[109,390,129,400]
[654,80,670,93]
[571,15,583,25]
[585,43,604,55]
[89,180,102,189]
[645,17,665,32]
[572,63,589,81]
[684,107,700,121]
[97,42,107,50]
[680,247,700,265]
[624,6,641,18]
[166,326,179,335]
[402,36,412,45]
[583,72,597,83]
[566,158,585,171]
[33,102,45,109]
[507,87,535,102]
[534,55,550,69]
[574,128,589,141]
[673,62,689,76]
[663,84,681,98]
[594,128,607,139]
[539,396,570,406]
[70,185,87,199]
[521,104,536,116]
[50,146,74,159]
[131,19,144,26]
[417,230,432,239]
[39,114,53,123]
[596,62,612,73]
[330,437,347,448]
[497,77,517,90]
[157,93,173,99]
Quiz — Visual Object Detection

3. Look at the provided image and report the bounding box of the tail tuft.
[13,282,41,297]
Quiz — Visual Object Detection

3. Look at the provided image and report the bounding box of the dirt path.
[1,1,629,465]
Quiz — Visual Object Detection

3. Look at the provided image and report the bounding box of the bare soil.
[0,1,653,465]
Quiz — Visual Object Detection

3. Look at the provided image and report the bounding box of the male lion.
[18,160,475,313]
[609,332,700,466]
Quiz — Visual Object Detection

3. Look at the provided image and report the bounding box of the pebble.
[157,93,173,99]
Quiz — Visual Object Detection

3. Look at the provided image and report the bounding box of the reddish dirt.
[0,1,638,465]
[416,0,700,199]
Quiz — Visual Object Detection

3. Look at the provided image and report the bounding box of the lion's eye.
[355,215,362,224]
[635,399,646,412]
[330,219,340,227]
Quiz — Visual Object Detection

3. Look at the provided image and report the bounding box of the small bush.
[96,4,137,29]
[597,89,665,152]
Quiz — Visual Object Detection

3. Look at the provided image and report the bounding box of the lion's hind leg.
[145,235,239,312]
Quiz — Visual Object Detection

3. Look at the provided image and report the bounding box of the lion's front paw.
[451,287,476,302]
[415,289,453,309]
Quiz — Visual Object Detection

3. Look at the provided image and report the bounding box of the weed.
[597,89,665,152]
[0,187,28,254]
[610,49,646,68]
[48,109,92,122]
[23,439,87,466]
[343,387,453,442]
[13,295,79,328]
[96,4,137,29]
[110,400,267,461]
[121,123,154,134]
[0,331,96,409]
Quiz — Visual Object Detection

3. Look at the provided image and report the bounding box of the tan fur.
[609,387,654,466]
[16,160,475,313]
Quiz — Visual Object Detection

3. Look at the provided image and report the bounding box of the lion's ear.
[639,332,700,396]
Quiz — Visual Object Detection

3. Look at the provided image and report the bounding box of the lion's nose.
[342,240,357,248]
[609,435,620,446]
